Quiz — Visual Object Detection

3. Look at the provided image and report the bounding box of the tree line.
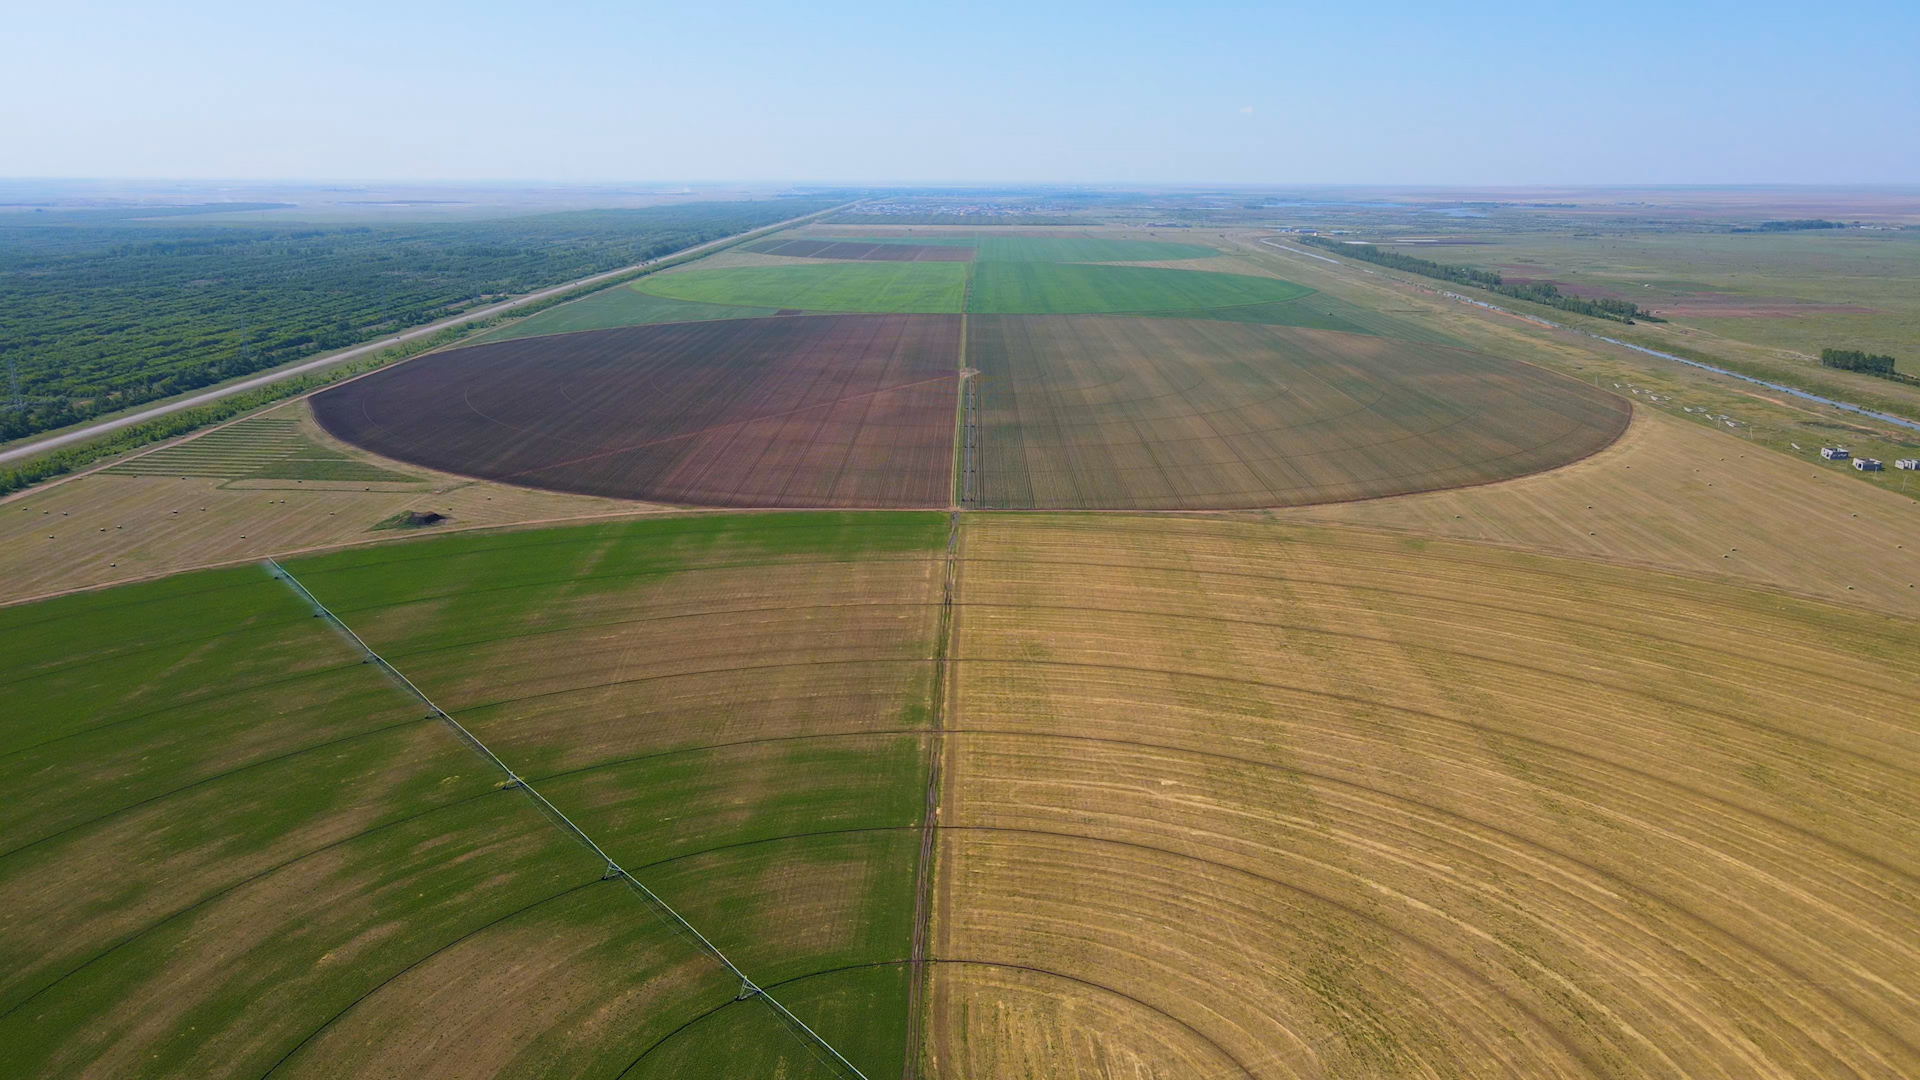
[1820,348,1914,384]
[1296,236,1656,324]
[0,201,837,443]
[1734,220,1848,233]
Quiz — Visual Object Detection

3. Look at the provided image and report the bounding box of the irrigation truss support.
[265,557,872,1080]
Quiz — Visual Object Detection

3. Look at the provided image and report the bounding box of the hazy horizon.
[6,0,1913,186]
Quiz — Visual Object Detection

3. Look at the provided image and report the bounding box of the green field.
[1176,290,1463,343]
[103,415,419,482]
[481,232,1320,332]
[478,284,778,342]
[637,261,969,313]
[0,512,946,1078]
[633,256,1310,318]
[974,236,1220,262]
[755,235,1221,262]
[968,262,1312,314]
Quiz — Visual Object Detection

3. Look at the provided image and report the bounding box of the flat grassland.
[966,263,1311,314]
[477,286,777,343]
[932,513,1920,1080]
[755,233,1222,263]
[1448,229,1920,382]
[103,414,418,483]
[0,512,947,1079]
[314,315,962,507]
[971,236,1220,262]
[743,238,977,262]
[970,315,1631,509]
[637,261,969,313]
[0,399,655,606]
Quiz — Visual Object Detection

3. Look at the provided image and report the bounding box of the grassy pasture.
[972,236,1220,263]
[969,315,1630,509]
[967,262,1311,314]
[743,238,977,262]
[1445,229,1920,375]
[0,511,947,1078]
[103,415,417,483]
[0,400,653,606]
[0,566,655,1078]
[314,315,962,507]
[286,511,948,1077]
[934,513,1920,1080]
[774,233,1221,263]
[477,284,777,343]
[637,261,968,313]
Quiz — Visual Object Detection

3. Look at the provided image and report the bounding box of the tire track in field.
[0,717,435,862]
[618,959,1256,1080]
[256,881,606,1078]
[0,788,501,1023]
[942,516,1920,1078]
[0,659,377,762]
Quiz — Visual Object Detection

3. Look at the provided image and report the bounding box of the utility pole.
[6,355,21,412]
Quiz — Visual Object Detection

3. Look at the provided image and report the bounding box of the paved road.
[0,206,845,466]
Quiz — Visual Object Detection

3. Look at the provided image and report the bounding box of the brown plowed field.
[312,315,961,508]
[931,513,1920,1080]
[970,316,1631,509]
[746,239,976,262]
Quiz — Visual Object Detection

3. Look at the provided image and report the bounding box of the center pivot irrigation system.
[265,558,873,1080]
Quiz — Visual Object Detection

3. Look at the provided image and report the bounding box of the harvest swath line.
[265,558,874,1080]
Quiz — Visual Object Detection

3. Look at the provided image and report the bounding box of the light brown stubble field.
[0,399,662,606]
[1283,405,1920,619]
[930,513,1920,1080]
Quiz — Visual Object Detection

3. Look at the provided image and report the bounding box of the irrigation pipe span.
[265,557,873,1080]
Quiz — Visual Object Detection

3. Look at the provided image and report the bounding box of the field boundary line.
[264,557,874,1080]
[902,509,961,1080]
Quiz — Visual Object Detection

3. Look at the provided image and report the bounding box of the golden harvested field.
[1283,406,1920,619]
[0,399,657,605]
[930,513,1920,1080]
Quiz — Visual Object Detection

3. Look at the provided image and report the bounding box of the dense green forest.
[0,200,835,442]
[1818,348,1915,385]
[1297,235,1652,323]
[1821,348,1897,374]
[1738,219,1847,232]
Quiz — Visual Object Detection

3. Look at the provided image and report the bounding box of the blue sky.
[4,0,1915,184]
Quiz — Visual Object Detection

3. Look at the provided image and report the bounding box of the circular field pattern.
[316,314,1628,510]
[313,315,963,508]
[970,315,1633,509]
[936,515,1920,1080]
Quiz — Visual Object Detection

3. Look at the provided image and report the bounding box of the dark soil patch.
[373,510,448,531]
[314,315,961,508]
